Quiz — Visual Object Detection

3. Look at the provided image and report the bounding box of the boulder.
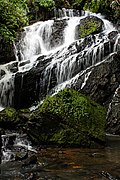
[27,88,106,147]
[75,15,104,39]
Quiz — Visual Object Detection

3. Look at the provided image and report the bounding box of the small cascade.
[1,132,36,163]
[41,30,115,94]
[16,20,54,72]
[0,63,15,108]
[54,8,80,18]
[64,17,80,45]
[114,33,120,52]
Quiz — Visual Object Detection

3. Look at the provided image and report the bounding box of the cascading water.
[0,8,119,110]
[0,62,15,109]
[1,132,36,163]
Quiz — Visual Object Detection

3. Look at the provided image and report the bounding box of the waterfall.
[0,63,15,108]
[0,8,119,110]
[64,17,80,45]
[54,8,80,18]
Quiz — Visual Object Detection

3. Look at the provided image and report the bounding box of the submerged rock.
[27,88,106,147]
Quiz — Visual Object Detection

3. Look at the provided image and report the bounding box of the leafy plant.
[0,0,28,42]
[39,0,55,10]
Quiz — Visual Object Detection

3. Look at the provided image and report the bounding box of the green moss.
[28,88,106,147]
[4,108,16,118]
[0,107,17,129]
[80,20,97,38]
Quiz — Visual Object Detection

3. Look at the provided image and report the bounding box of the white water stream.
[1,132,37,163]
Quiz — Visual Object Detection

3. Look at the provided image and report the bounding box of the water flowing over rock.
[73,52,120,106]
[106,85,120,135]
[1,132,36,163]
[0,8,120,134]
[14,14,118,109]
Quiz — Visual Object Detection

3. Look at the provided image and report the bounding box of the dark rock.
[7,61,18,73]
[108,31,118,40]
[19,60,30,67]
[0,37,16,64]
[106,85,120,135]
[0,69,6,80]
[15,151,28,161]
[73,52,120,108]
[50,19,67,49]
[75,15,104,39]
[22,155,37,166]
[14,67,43,109]
[0,108,17,130]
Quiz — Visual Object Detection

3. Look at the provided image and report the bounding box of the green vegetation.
[28,88,106,147]
[0,0,119,42]
[84,0,105,12]
[0,89,106,147]
[0,107,17,129]
[80,20,97,38]
[79,16,103,38]
[39,0,55,9]
[0,0,28,42]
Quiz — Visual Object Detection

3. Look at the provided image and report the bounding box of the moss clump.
[0,107,17,129]
[80,20,98,38]
[79,16,103,39]
[28,88,106,147]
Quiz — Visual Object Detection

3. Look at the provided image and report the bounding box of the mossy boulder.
[0,107,17,129]
[27,88,106,147]
[79,16,103,38]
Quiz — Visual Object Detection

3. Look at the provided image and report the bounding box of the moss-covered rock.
[27,88,106,147]
[0,107,17,129]
[0,89,106,147]
[79,16,103,38]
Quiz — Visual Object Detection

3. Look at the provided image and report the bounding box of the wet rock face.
[106,85,120,135]
[0,38,16,64]
[14,32,118,109]
[50,19,67,49]
[14,69,41,109]
[73,52,120,107]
